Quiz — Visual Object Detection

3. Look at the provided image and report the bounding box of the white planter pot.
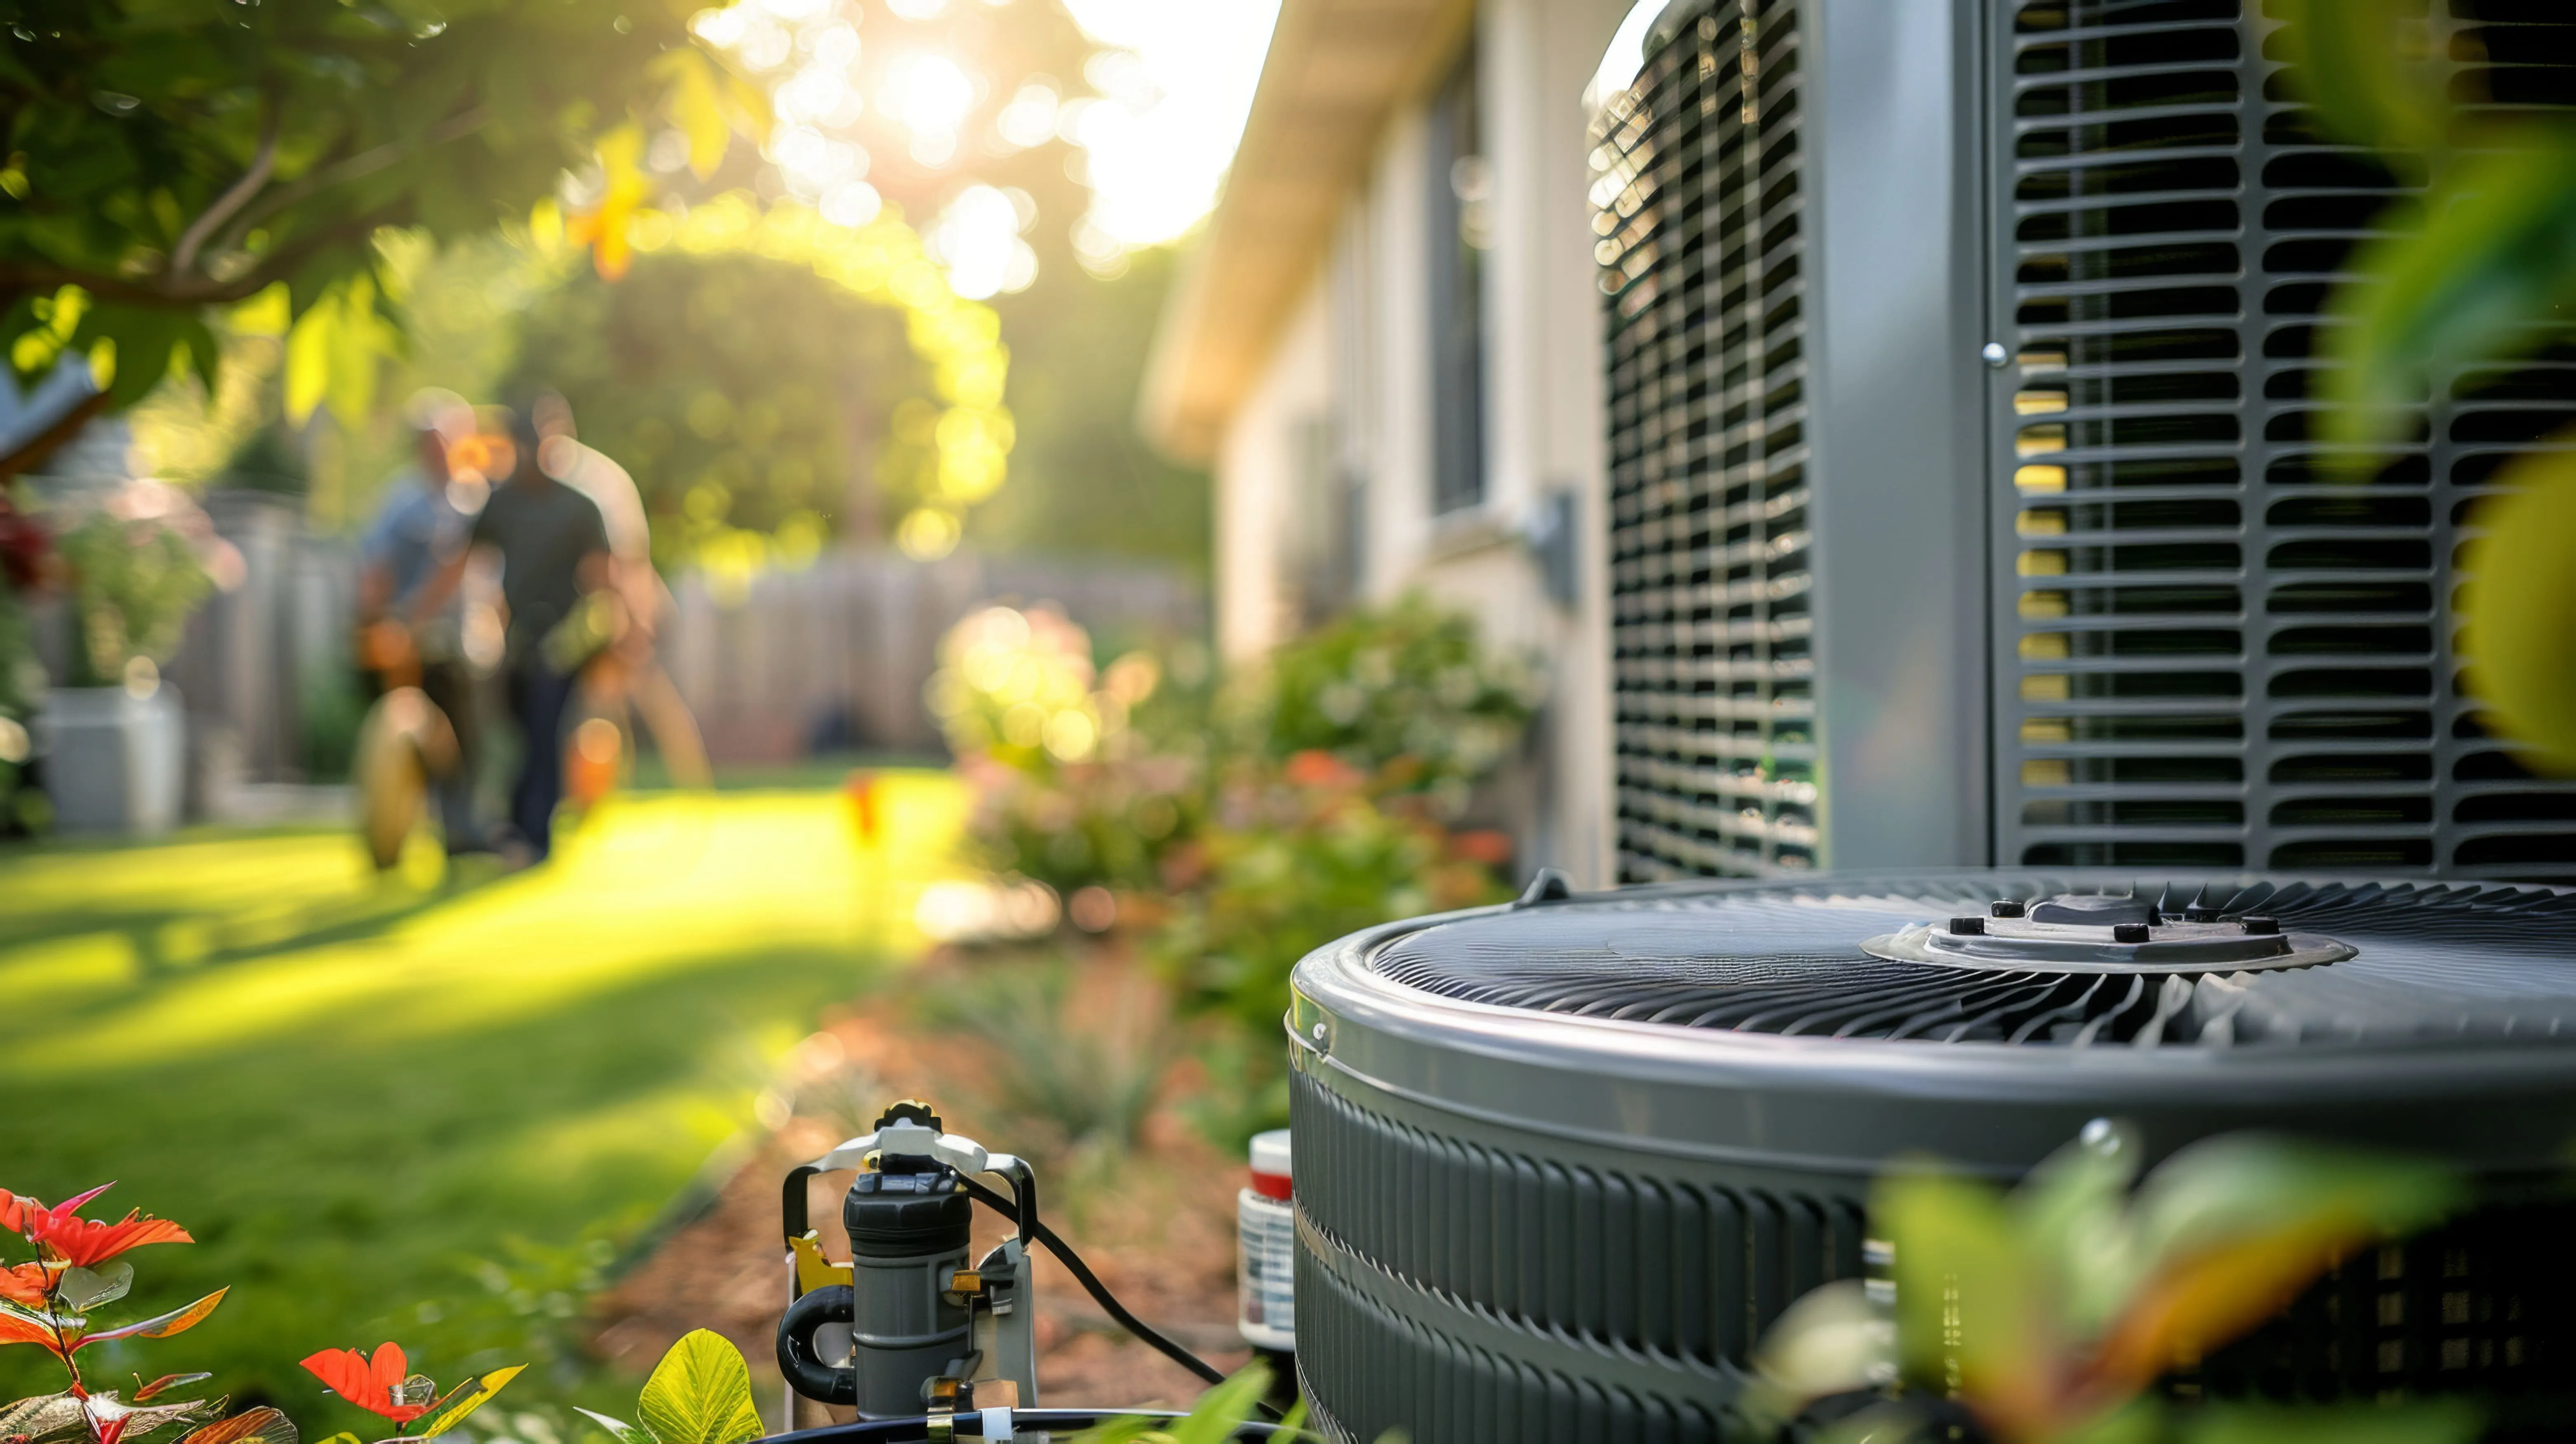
[42,684,185,836]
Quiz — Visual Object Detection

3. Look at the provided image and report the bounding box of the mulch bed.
[590,951,1256,1423]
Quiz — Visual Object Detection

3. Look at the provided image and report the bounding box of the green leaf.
[283,274,396,428]
[651,52,735,181]
[2325,132,2576,459]
[2457,446,2576,769]
[2270,0,2445,154]
[1749,1281,1892,1405]
[1873,1166,2043,1400]
[1165,1364,1270,1444]
[572,1409,651,1444]
[1809,1401,1930,1444]
[2011,1119,2142,1338]
[55,1263,132,1312]
[2082,1137,2460,1393]
[80,1286,226,1346]
[2125,1135,2460,1271]
[417,1364,523,1439]
[634,1331,762,1444]
[2180,1399,2482,1444]
[282,290,335,424]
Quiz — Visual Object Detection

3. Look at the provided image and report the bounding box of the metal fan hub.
[1862,904,2354,975]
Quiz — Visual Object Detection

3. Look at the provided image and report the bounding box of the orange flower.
[0,1185,191,1268]
[301,1343,436,1425]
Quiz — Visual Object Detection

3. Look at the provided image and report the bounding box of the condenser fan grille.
[1593,0,1818,882]
[1366,877,2576,1048]
[1995,0,2576,879]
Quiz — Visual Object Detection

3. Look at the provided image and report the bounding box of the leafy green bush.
[1223,593,1542,814]
[1158,750,1511,1042]
[935,596,1536,1140]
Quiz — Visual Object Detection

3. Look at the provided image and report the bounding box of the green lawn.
[0,776,964,1426]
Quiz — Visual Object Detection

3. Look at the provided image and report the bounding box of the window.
[1428,43,1489,516]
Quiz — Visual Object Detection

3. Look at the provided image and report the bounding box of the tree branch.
[216,105,489,254]
[170,97,280,278]
[0,204,404,309]
[0,388,111,481]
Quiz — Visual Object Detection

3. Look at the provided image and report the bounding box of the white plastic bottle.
[1235,1128,1295,1352]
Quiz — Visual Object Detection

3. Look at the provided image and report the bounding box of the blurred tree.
[218,424,308,499]
[501,250,932,572]
[688,0,1214,573]
[0,0,758,467]
[973,248,1209,572]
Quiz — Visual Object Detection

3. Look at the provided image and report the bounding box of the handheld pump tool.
[776,1102,1245,1438]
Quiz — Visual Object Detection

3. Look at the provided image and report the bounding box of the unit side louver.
[1593,0,1815,882]
[1996,0,2576,879]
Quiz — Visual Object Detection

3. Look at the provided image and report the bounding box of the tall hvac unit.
[1589,0,2576,884]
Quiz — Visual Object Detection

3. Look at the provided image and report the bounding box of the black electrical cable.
[954,1173,1263,1409]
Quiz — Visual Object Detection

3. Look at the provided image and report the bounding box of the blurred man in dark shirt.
[420,406,610,862]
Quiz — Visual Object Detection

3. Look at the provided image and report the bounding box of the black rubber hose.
[953,1174,1248,1399]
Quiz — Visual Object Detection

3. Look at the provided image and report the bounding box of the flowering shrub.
[926,604,1202,897]
[50,481,240,689]
[935,595,1536,909]
[931,596,1537,1138]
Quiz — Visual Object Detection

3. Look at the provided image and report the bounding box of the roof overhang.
[1139,0,1475,465]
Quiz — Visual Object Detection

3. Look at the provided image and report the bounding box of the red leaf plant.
[0,1185,194,1270]
[301,1343,525,1440]
[0,1181,262,1444]
[301,1344,436,1428]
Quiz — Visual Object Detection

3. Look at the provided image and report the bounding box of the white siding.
[1206,0,1632,884]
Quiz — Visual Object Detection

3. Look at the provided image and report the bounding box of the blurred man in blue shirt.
[358,391,482,851]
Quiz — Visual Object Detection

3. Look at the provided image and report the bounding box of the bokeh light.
[926,184,1037,300]
[1056,0,1282,256]
[693,0,1282,274]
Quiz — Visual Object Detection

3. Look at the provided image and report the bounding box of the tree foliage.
[503,250,931,570]
[0,0,748,422]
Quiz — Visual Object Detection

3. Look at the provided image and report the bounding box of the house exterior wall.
[1214,271,1333,663]
[1207,0,1630,885]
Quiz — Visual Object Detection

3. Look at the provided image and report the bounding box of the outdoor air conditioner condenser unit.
[1591,0,2576,881]
[1285,873,2576,1443]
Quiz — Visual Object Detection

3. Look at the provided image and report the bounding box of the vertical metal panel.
[1803,0,1994,869]
[1595,0,1823,880]
[1992,0,2576,878]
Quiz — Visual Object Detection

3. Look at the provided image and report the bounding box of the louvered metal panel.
[1994,0,2576,878]
[1593,0,1817,882]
